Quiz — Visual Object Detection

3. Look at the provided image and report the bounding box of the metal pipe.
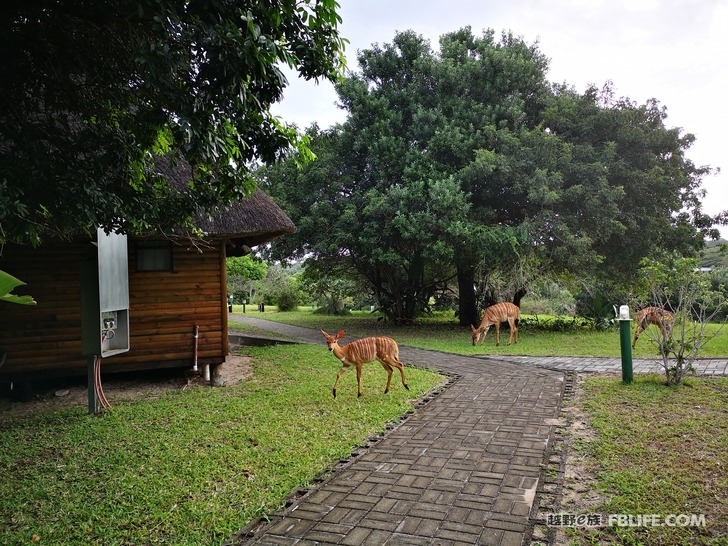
[193,325,199,372]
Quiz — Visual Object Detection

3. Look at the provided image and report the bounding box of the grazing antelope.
[471,302,520,346]
[321,329,409,398]
[632,306,674,348]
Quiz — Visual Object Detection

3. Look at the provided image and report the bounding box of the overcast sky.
[271,0,727,237]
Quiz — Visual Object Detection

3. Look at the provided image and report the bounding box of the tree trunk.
[512,287,527,308]
[457,266,479,327]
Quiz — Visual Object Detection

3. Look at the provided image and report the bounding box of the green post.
[618,305,633,384]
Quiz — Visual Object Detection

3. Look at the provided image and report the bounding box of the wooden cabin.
[0,188,295,391]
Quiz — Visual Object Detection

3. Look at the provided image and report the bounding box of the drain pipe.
[192,325,199,372]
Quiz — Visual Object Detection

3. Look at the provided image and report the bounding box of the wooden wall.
[0,238,227,381]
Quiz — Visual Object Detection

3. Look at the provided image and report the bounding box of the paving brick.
[510,501,532,517]
[478,528,504,546]
[361,529,395,545]
[320,506,349,523]
[492,498,513,513]
[251,536,300,546]
[371,497,397,513]
[340,526,372,545]
[407,501,451,519]
[265,518,301,536]
[355,515,401,532]
[441,519,487,536]
[453,496,493,511]
[387,533,433,545]
[500,529,525,546]
[447,506,471,523]
[434,527,481,544]
[484,516,527,533]
[391,499,415,515]
[479,483,501,497]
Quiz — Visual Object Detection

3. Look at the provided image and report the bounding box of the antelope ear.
[321,329,329,338]
[337,330,345,339]
[470,325,477,332]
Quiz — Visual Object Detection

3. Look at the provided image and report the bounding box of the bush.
[519,315,595,332]
[521,281,576,316]
[574,290,628,330]
[639,256,728,384]
[275,287,300,312]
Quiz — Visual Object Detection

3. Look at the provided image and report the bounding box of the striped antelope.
[470,302,520,346]
[632,306,674,348]
[321,330,410,398]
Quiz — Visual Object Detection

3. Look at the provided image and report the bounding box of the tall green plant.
[638,256,727,384]
[0,269,36,305]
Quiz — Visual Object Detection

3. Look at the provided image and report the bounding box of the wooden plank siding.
[0,238,228,381]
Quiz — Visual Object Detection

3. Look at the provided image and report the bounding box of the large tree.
[542,83,717,281]
[265,28,551,322]
[263,28,718,324]
[0,0,346,246]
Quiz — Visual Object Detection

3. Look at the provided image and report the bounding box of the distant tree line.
[701,240,728,269]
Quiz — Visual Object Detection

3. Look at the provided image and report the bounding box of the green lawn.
[0,344,446,546]
[562,375,728,546]
[231,307,728,359]
[3,307,727,545]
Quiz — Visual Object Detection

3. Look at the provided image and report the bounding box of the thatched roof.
[195,188,296,254]
[154,155,295,255]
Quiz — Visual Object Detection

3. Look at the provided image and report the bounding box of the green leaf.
[0,270,37,305]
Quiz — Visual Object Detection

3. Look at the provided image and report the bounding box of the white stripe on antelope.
[321,329,409,398]
[470,302,520,346]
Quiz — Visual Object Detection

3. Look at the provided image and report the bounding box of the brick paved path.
[225,315,728,545]
[492,355,728,376]
[227,316,567,545]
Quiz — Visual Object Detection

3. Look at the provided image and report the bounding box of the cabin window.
[136,241,173,271]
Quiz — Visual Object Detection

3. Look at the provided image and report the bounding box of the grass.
[564,375,728,545]
[0,344,446,546]
[231,307,728,359]
[3,307,727,545]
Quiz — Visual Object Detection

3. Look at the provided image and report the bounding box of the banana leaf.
[0,270,37,305]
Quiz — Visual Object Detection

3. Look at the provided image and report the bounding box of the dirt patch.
[553,373,608,546]
[0,355,253,418]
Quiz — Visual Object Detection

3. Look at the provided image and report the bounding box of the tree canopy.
[0,0,346,246]
[226,255,267,281]
[262,27,718,323]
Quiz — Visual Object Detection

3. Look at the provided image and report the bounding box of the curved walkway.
[225,315,728,546]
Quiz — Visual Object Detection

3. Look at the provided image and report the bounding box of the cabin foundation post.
[210,363,224,386]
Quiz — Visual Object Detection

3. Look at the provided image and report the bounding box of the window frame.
[135,240,174,272]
